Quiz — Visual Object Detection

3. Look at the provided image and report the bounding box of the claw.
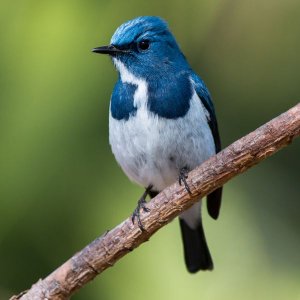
[179,167,192,195]
[132,185,152,231]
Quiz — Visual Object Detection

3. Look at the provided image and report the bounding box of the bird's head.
[93,16,188,78]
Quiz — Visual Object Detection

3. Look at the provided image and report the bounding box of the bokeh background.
[0,0,299,299]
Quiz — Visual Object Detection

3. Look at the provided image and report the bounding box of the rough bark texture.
[11,103,300,300]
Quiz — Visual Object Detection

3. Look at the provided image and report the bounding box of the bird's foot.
[179,167,192,195]
[132,185,152,231]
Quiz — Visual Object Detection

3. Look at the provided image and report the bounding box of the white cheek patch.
[113,59,148,109]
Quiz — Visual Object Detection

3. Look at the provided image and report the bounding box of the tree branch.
[11,103,300,300]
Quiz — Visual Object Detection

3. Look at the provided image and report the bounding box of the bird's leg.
[179,167,192,195]
[132,185,153,231]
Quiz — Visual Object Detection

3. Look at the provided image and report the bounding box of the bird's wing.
[191,73,223,220]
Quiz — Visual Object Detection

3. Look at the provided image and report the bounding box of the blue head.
[93,16,190,78]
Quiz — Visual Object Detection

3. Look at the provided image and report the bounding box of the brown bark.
[11,103,300,300]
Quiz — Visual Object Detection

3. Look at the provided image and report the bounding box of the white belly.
[109,92,215,192]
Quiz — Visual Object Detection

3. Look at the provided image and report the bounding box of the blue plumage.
[110,71,193,120]
[111,16,169,46]
[111,81,137,120]
[191,73,221,152]
[147,71,192,119]
[93,16,222,273]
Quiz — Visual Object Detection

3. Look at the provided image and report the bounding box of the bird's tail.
[179,218,213,273]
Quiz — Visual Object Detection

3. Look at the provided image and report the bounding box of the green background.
[0,0,299,299]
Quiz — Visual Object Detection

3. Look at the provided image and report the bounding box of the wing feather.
[191,73,223,220]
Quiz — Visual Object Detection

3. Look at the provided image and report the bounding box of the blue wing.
[191,73,223,220]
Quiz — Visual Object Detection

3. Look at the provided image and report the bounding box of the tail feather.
[179,219,213,273]
[207,187,223,220]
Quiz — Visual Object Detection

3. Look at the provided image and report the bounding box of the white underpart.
[109,60,215,229]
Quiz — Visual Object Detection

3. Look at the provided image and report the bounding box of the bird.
[92,16,222,273]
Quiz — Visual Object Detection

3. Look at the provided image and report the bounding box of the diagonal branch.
[11,103,300,300]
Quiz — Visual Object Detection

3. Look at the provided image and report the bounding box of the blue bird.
[93,16,222,273]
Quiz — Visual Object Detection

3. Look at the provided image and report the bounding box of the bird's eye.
[138,40,150,51]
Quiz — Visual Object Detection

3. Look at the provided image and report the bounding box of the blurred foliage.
[0,0,299,299]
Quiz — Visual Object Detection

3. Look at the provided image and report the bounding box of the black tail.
[179,219,213,273]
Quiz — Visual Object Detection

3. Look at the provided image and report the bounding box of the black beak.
[92,44,123,55]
